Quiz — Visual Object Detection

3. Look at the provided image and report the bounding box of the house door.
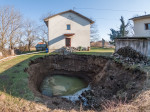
[66,38,71,47]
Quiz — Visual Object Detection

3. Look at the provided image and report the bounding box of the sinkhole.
[40,75,89,98]
[26,54,147,111]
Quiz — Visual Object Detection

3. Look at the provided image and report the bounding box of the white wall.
[47,12,91,51]
[148,40,150,56]
[134,18,150,37]
[115,39,148,56]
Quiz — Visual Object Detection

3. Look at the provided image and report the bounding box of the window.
[67,24,71,30]
[145,23,150,30]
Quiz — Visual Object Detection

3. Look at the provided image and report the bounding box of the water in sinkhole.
[40,75,90,102]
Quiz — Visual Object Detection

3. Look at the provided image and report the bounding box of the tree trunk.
[28,41,31,51]
[11,49,15,56]
[28,45,30,51]
[0,52,3,57]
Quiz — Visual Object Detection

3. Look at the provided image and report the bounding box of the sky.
[0,0,150,41]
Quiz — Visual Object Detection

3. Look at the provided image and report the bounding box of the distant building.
[115,37,150,56]
[115,14,150,56]
[44,10,94,52]
[130,14,150,37]
[35,42,47,51]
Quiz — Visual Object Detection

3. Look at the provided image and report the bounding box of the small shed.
[35,42,47,51]
[115,37,150,56]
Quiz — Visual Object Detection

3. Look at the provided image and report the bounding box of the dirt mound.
[26,54,146,111]
[115,46,148,63]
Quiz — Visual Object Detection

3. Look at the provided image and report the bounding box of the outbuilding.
[115,37,150,56]
[35,42,47,51]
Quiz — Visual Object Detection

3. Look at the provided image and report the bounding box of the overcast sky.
[0,0,150,41]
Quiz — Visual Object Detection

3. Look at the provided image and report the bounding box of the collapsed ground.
[0,47,150,112]
[27,54,146,111]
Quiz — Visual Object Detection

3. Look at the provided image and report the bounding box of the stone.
[56,46,78,55]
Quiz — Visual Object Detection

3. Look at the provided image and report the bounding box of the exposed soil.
[113,46,149,65]
[26,54,146,111]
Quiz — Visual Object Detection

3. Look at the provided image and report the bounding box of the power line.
[76,8,145,13]
[94,18,119,20]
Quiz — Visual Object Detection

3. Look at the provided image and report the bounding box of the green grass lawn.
[75,47,114,56]
[0,47,114,101]
[0,53,48,100]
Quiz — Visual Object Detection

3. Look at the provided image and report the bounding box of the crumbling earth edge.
[26,54,146,111]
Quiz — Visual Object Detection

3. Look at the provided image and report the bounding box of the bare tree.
[40,11,55,21]
[0,6,22,55]
[0,7,10,51]
[128,21,135,36]
[17,31,28,52]
[37,12,55,48]
[7,8,22,50]
[37,24,48,47]
[24,20,37,51]
[90,21,100,42]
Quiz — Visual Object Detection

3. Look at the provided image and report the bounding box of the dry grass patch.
[101,90,150,112]
[0,91,50,112]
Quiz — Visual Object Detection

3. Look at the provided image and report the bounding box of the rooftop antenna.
[73,7,76,10]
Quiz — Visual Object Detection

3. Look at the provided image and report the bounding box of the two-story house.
[44,10,94,52]
[130,14,150,37]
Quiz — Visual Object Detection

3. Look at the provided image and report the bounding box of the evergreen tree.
[119,16,129,37]
[109,29,121,41]
[109,16,129,41]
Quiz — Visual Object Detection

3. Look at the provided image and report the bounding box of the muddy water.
[40,75,88,97]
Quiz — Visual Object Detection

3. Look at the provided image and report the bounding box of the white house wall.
[48,12,91,51]
[148,40,150,56]
[134,18,150,37]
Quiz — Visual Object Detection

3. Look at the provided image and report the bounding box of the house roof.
[130,14,150,21]
[36,44,46,48]
[38,42,45,44]
[36,42,46,48]
[44,10,94,24]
